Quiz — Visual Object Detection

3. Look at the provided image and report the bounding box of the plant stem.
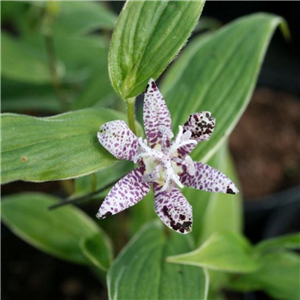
[48,178,119,210]
[127,97,137,135]
[44,34,68,111]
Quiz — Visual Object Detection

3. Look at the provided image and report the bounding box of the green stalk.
[45,34,68,111]
[127,97,137,135]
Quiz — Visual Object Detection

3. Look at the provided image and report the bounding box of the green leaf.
[167,232,258,273]
[1,192,112,267]
[108,0,205,99]
[200,144,242,244]
[1,108,132,184]
[181,145,242,292]
[19,33,113,108]
[228,252,300,300]
[71,68,115,110]
[51,35,108,82]
[162,13,285,162]
[23,1,116,36]
[181,143,242,246]
[80,233,113,271]
[21,32,109,82]
[255,233,300,253]
[50,1,117,36]
[108,221,208,300]
[46,35,113,108]
[1,31,63,84]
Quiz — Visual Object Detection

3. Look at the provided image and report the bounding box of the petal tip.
[182,112,216,143]
[145,78,157,93]
[96,211,112,220]
[178,224,193,234]
[226,184,239,194]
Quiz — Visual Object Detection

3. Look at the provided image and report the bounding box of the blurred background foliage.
[1,1,119,114]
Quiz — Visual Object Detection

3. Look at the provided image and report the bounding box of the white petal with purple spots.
[179,112,216,156]
[153,184,193,234]
[97,120,139,161]
[143,79,172,148]
[96,167,150,219]
[180,162,239,194]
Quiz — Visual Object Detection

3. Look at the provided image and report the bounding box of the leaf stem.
[44,34,68,111]
[127,97,137,134]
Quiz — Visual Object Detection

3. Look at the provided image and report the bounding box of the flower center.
[133,126,197,192]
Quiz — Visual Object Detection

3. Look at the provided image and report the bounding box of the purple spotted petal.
[153,184,192,234]
[143,79,172,147]
[180,162,239,194]
[97,120,139,161]
[179,112,216,157]
[96,167,150,219]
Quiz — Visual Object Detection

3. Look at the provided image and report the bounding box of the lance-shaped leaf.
[162,13,287,162]
[1,108,137,184]
[183,143,242,245]
[1,193,113,269]
[199,143,242,243]
[167,232,259,273]
[228,251,300,300]
[108,0,205,99]
[181,144,242,294]
[108,221,208,300]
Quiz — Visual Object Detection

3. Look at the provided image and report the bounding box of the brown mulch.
[229,88,300,200]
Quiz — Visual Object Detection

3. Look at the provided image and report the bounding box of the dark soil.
[230,88,300,200]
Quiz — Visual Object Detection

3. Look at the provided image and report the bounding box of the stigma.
[133,126,197,192]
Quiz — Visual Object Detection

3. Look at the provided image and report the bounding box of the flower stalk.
[126,97,137,135]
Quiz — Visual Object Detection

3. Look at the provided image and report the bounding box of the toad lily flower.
[97,79,238,234]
